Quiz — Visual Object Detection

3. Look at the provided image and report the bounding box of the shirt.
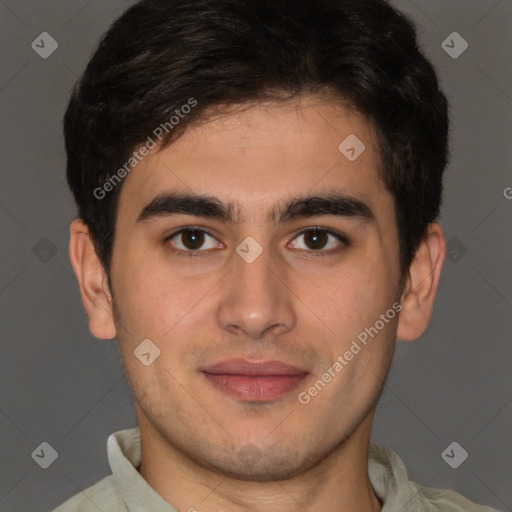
[53,427,501,512]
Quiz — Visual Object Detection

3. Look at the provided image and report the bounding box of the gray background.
[0,0,510,511]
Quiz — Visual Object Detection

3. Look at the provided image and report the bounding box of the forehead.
[117,96,389,222]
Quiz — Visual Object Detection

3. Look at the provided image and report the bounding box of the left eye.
[289,228,346,251]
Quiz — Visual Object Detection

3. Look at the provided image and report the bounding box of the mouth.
[200,358,309,402]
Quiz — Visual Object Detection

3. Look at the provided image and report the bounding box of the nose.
[216,243,297,339]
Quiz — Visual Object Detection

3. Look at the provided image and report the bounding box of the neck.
[137,411,383,512]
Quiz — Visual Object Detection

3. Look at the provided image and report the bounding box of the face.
[108,96,402,480]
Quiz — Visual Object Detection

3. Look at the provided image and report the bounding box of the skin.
[69,95,446,512]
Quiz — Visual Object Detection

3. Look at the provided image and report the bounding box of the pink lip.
[201,358,309,401]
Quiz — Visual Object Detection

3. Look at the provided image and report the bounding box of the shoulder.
[52,475,126,512]
[415,482,502,512]
[368,442,502,512]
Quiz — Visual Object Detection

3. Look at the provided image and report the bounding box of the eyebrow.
[135,191,375,226]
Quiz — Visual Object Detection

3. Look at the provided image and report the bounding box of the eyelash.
[164,226,349,259]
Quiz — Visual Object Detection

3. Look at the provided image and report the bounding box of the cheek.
[112,247,216,341]
[306,258,397,342]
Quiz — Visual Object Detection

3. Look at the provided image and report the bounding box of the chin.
[197,440,328,482]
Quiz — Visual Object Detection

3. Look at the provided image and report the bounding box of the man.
[55,0,500,510]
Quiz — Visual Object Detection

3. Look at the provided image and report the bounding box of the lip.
[200,358,309,402]
[201,358,308,376]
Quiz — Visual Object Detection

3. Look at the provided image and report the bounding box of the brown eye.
[167,228,221,254]
[289,228,347,253]
[180,230,205,250]
[303,229,329,250]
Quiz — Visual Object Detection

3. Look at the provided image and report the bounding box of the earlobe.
[69,219,117,340]
[396,223,446,342]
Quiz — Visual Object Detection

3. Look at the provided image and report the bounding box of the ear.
[397,223,446,342]
[69,218,117,340]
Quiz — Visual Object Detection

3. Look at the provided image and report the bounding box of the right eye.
[165,228,224,257]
